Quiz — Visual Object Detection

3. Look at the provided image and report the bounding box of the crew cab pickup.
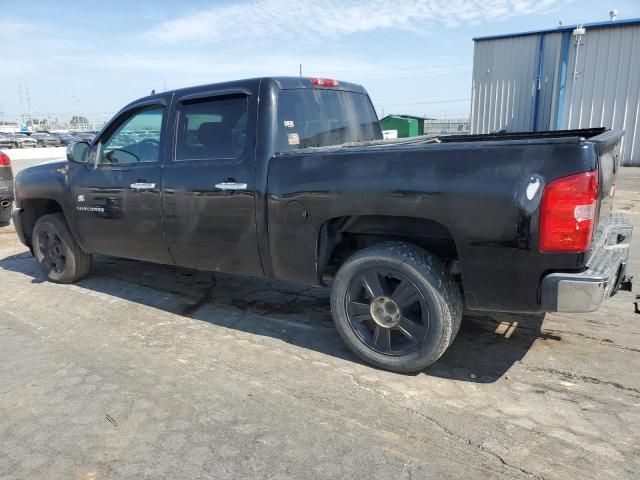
[12,77,633,372]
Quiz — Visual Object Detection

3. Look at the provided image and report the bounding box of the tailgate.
[589,130,624,247]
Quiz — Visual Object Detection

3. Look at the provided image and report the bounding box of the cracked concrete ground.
[0,161,639,479]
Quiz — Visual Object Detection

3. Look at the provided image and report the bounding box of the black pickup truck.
[12,77,633,372]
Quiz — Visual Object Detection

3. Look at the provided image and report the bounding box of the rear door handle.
[215,182,247,191]
[130,182,156,190]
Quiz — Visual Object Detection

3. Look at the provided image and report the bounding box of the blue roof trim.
[473,17,640,41]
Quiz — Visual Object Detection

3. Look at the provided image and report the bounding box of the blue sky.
[2,0,639,124]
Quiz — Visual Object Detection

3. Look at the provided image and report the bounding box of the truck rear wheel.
[32,213,92,283]
[330,242,462,373]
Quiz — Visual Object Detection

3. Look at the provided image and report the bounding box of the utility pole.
[25,84,33,130]
[72,92,80,130]
[18,86,25,125]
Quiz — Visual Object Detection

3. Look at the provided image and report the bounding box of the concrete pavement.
[0,167,639,479]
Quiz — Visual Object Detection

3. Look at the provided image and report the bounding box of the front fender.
[14,160,87,251]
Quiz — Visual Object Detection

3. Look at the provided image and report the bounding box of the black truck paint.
[0,151,14,224]
[12,77,631,316]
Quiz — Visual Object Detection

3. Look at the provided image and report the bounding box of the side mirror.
[67,142,90,164]
[106,148,140,164]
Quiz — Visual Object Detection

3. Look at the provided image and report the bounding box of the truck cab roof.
[123,76,369,111]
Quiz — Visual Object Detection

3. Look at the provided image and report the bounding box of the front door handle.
[215,182,248,191]
[130,182,156,190]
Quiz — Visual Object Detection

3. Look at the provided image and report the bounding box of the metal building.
[470,18,640,166]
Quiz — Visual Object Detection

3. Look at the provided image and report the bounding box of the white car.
[9,133,37,148]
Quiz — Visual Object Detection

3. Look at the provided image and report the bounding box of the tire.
[330,241,463,373]
[0,206,10,225]
[32,213,92,283]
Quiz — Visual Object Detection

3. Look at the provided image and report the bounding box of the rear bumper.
[541,212,633,312]
[0,178,13,204]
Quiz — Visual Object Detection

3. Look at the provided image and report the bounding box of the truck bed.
[268,126,624,313]
[436,127,608,143]
[277,128,611,155]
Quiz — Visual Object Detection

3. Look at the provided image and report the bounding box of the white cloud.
[145,0,561,44]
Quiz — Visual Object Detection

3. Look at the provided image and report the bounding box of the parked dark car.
[9,133,37,148]
[53,133,81,146]
[0,133,14,149]
[0,151,13,224]
[11,77,633,373]
[74,132,96,142]
[31,132,62,147]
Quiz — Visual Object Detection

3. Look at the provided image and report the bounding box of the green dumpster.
[379,115,427,138]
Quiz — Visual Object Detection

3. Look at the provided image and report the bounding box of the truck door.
[71,100,173,264]
[161,91,263,276]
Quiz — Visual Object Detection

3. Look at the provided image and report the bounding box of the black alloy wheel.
[330,242,463,373]
[37,226,66,275]
[32,213,92,283]
[345,268,430,356]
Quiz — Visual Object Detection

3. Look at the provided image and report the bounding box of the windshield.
[277,89,381,152]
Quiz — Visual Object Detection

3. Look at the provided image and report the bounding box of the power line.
[304,62,473,75]
[305,68,472,81]
[374,98,470,107]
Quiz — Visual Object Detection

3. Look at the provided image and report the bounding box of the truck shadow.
[1,252,558,383]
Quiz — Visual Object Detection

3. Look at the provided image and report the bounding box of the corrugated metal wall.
[471,23,640,166]
[470,35,539,133]
[560,25,640,166]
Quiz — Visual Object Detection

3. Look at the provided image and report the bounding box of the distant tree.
[70,116,89,127]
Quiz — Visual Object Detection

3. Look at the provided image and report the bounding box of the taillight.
[0,152,10,167]
[540,170,599,253]
[310,77,339,87]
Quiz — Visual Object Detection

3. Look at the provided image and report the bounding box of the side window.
[175,96,248,161]
[98,106,163,165]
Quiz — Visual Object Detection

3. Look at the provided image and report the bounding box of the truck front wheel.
[32,213,92,283]
[330,242,462,373]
